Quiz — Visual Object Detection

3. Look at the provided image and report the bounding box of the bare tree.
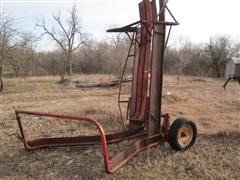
[108,33,129,77]
[205,36,231,78]
[37,5,84,80]
[164,47,179,75]
[19,32,40,75]
[0,13,17,92]
[175,37,192,84]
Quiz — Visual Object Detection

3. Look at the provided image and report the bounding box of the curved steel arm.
[15,110,110,172]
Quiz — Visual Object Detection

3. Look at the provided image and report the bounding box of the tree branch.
[36,23,67,54]
[53,13,70,42]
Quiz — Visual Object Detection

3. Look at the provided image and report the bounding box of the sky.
[1,0,240,51]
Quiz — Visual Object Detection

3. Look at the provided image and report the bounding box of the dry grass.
[1,74,240,179]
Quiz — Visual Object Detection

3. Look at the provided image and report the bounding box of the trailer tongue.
[15,0,197,173]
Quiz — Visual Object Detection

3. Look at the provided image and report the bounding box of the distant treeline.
[3,35,239,79]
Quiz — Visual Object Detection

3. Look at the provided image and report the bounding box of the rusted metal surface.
[135,0,153,122]
[109,115,172,173]
[16,110,110,171]
[116,0,154,125]
[116,0,154,128]
[15,0,179,173]
[107,21,141,33]
[148,0,166,136]
[108,134,163,172]
[161,113,170,140]
[130,30,140,119]
[15,110,146,149]
[15,110,167,173]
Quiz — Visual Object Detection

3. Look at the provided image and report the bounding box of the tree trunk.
[67,55,73,76]
[34,62,39,76]
[69,59,72,76]
[177,62,181,85]
[214,63,221,78]
[14,65,20,77]
[60,60,66,81]
[60,73,65,81]
[216,68,220,78]
[0,65,3,92]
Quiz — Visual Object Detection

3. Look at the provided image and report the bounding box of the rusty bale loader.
[15,0,197,173]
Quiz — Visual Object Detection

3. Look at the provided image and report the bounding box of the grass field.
[1,75,240,179]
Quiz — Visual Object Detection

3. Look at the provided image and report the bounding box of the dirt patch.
[162,93,182,104]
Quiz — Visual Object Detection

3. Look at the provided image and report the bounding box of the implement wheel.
[168,118,197,151]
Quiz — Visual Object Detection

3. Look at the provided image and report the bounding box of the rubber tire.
[168,118,197,151]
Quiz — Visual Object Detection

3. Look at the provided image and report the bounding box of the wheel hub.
[177,124,193,147]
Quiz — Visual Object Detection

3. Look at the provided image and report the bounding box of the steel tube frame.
[16,110,110,171]
[15,0,177,173]
[16,110,145,148]
[16,110,148,173]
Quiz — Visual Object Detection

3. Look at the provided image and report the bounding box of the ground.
[0,75,239,179]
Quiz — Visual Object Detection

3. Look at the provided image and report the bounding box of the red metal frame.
[16,110,170,173]
[15,0,179,173]
[15,111,145,149]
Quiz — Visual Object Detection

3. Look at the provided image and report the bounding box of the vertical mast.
[148,0,166,136]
